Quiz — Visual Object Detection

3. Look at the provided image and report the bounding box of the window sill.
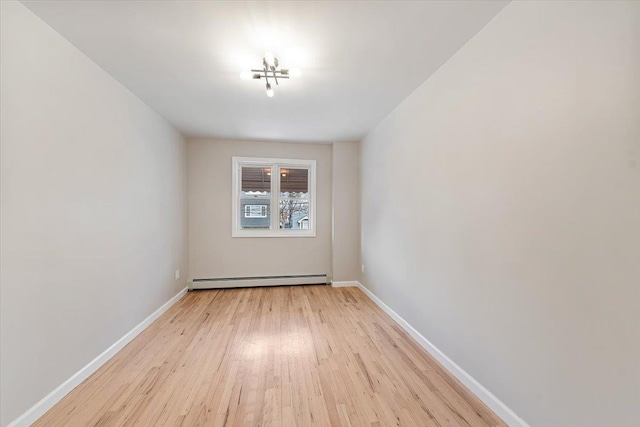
[232,230,316,238]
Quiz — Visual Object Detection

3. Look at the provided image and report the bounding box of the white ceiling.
[23,1,508,142]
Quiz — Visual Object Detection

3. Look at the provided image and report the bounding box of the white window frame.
[232,156,317,238]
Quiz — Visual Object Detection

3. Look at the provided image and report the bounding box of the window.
[232,157,316,237]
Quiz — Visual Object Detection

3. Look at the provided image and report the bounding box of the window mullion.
[271,163,279,231]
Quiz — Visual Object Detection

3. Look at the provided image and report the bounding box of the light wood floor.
[35,285,506,427]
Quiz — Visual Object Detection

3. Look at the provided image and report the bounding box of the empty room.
[1,1,639,426]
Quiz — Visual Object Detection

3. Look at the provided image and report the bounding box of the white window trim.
[232,156,317,238]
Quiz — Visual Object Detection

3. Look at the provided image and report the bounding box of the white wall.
[0,2,188,425]
[332,142,361,282]
[188,139,332,281]
[360,1,640,426]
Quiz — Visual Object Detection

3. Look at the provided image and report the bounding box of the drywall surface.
[188,139,332,280]
[360,1,640,425]
[332,142,361,282]
[0,2,188,425]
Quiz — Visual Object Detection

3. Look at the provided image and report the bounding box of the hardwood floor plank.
[33,285,506,427]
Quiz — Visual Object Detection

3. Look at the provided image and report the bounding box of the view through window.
[233,157,316,237]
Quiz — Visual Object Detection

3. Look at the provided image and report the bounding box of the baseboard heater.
[189,274,329,290]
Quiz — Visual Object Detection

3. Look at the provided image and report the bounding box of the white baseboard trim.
[355,282,529,427]
[331,280,360,288]
[7,286,188,427]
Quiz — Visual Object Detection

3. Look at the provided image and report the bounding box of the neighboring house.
[240,198,308,229]
[297,215,309,230]
[240,198,270,228]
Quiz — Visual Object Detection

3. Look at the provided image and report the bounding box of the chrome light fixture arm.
[242,53,296,97]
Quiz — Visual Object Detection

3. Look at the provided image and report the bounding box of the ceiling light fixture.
[241,52,300,97]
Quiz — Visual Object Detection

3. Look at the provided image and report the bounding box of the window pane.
[279,199,309,229]
[240,199,271,229]
[242,166,271,196]
[280,168,308,198]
